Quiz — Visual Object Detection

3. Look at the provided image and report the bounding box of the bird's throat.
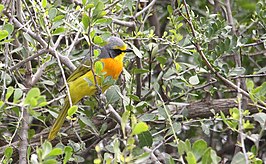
[100,53,125,79]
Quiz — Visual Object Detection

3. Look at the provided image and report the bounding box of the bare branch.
[134,0,157,18]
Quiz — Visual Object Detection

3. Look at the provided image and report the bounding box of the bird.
[48,36,132,140]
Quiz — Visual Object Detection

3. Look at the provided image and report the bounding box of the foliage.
[0,0,266,163]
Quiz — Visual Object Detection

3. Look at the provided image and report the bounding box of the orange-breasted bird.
[48,36,132,140]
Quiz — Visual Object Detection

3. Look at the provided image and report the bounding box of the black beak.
[123,48,133,52]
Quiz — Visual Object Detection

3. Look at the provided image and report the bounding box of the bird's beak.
[123,48,133,52]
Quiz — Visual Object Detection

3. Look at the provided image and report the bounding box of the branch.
[105,16,135,28]
[3,10,76,71]
[134,0,157,18]
[10,49,49,71]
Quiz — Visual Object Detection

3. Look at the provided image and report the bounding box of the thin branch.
[232,74,266,79]
[242,40,265,48]
[10,49,49,71]
[105,16,135,27]
[31,60,51,86]
[18,106,29,164]
[224,0,236,33]
[134,0,157,18]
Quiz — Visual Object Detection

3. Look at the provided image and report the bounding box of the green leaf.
[0,101,4,109]
[231,152,246,164]
[24,88,40,105]
[134,152,150,163]
[79,115,98,134]
[43,159,57,164]
[42,141,52,159]
[94,159,101,164]
[246,79,254,92]
[229,67,246,76]
[93,36,104,45]
[106,85,121,104]
[52,15,65,22]
[52,27,65,35]
[67,105,78,117]
[128,94,140,101]
[172,122,181,135]
[128,42,142,58]
[82,0,87,5]
[23,32,35,44]
[167,5,173,14]
[82,13,90,30]
[49,8,57,20]
[13,88,23,102]
[95,18,112,25]
[189,75,200,85]
[121,110,130,137]
[41,0,47,8]
[3,24,14,35]
[94,49,100,57]
[0,4,4,13]
[0,30,9,40]
[186,151,197,164]
[133,68,149,74]
[201,148,212,164]
[132,122,149,135]
[178,140,186,156]
[156,56,167,65]
[4,147,13,159]
[138,131,153,148]
[5,86,14,101]
[243,120,254,129]
[63,146,73,164]
[93,1,104,17]
[158,106,170,119]
[95,61,103,75]
[139,113,156,122]
[40,80,55,86]
[47,148,63,156]
[253,113,266,128]
[85,3,94,9]
[192,139,208,160]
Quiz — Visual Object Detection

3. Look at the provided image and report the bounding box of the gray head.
[99,36,132,58]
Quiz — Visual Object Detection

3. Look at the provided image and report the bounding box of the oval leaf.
[132,122,149,135]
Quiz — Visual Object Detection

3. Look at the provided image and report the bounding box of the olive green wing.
[67,58,91,83]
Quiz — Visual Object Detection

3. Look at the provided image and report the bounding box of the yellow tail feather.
[48,97,70,141]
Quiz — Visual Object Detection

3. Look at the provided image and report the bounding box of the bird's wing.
[67,58,92,83]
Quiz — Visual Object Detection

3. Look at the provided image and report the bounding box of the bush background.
[0,0,266,163]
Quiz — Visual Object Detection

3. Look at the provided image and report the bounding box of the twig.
[242,40,265,48]
[10,49,49,71]
[236,79,248,163]
[224,0,236,33]
[31,60,51,86]
[55,50,72,107]
[105,16,135,28]
[134,0,157,18]
[231,74,266,79]
[19,106,29,164]
[85,8,103,109]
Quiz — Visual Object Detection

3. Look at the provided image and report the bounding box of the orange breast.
[100,57,123,79]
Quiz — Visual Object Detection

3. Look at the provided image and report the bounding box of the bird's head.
[99,36,132,59]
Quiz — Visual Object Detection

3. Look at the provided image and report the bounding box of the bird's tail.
[48,97,70,140]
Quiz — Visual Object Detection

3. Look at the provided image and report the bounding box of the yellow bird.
[48,36,132,140]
